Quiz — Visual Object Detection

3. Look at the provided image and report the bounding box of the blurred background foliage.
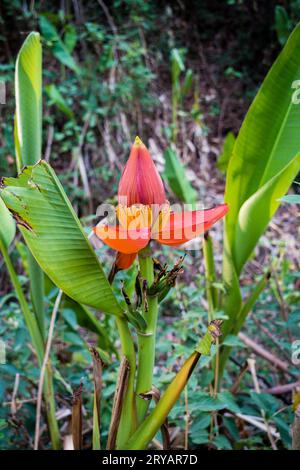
[1,0,299,212]
[0,0,300,450]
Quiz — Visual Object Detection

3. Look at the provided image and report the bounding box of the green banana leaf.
[222,22,300,340]
[15,31,45,336]
[15,32,42,169]
[0,161,122,316]
[217,131,235,174]
[0,198,16,248]
[233,155,300,273]
[225,22,300,273]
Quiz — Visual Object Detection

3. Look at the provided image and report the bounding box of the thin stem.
[184,386,189,450]
[218,272,271,380]
[203,233,220,397]
[203,233,217,321]
[248,357,278,450]
[28,250,45,341]
[115,316,136,449]
[213,338,220,396]
[136,251,158,424]
[34,289,62,450]
[0,238,61,449]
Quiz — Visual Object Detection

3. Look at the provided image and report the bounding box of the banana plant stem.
[203,233,217,321]
[203,233,220,394]
[28,250,45,341]
[0,239,61,449]
[115,316,137,449]
[136,251,158,424]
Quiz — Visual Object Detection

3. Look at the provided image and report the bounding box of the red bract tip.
[118,136,166,207]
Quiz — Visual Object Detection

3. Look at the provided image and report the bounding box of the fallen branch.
[238,332,293,376]
[262,381,300,395]
[226,412,280,439]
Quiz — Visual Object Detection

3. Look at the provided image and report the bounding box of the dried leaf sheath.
[71,384,83,450]
[139,386,170,450]
[107,357,130,450]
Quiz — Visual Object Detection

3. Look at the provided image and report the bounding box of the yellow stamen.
[134,135,143,147]
[116,202,171,234]
[151,203,171,235]
[117,204,152,230]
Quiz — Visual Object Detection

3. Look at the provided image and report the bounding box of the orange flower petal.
[93,224,150,254]
[154,204,229,246]
[118,136,166,206]
[115,252,137,270]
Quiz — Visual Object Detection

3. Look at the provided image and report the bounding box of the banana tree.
[1,131,227,448]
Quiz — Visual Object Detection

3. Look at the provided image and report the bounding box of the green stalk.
[44,362,60,449]
[28,251,45,340]
[219,272,270,378]
[171,90,178,144]
[136,251,158,424]
[92,396,101,450]
[203,232,218,321]
[203,233,221,395]
[234,272,270,334]
[115,316,137,449]
[0,238,60,449]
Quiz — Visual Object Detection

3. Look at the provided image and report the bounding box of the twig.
[34,289,63,450]
[184,386,189,450]
[239,332,294,376]
[252,317,291,361]
[10,373,20,415]
[44,125,54,162]
[213,337,220,397]
[96,0,118,35]
[230,361,248,395]
[4,397,37,407]
[262,381,300,395]
[226,412,280,439]
[248,357,278,450]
